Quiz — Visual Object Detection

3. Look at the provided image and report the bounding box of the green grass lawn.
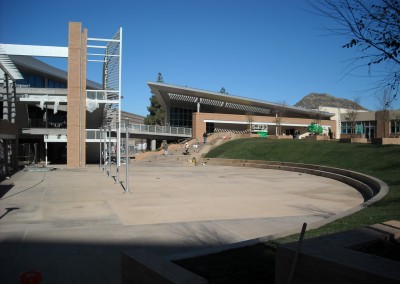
[175,138,400,283]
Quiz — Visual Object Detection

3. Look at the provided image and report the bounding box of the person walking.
[163,140,168,156]
[203,132,207,144]
[184,142,189,155]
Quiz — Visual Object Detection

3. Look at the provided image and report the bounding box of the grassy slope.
[206,138,400,237]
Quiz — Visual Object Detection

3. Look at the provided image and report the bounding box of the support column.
[11,82,16,123]
[67,22,87,168]
[3,74,9,121]
[376,110,390,138]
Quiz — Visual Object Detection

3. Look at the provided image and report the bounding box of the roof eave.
[147,81,335,119]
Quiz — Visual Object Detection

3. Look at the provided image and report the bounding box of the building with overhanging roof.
[147,81,337,140]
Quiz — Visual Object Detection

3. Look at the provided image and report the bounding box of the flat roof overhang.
[147,82,335,119]
[21,128,67,135]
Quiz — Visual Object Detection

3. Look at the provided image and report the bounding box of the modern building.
[0,22,126,175]
[0,54,147,166]
[2,22,398,179]
[318,106,368,139]
[147,81,337,140]
[147,82,400,143]
[318,106,400,140]
[340,109,400,141]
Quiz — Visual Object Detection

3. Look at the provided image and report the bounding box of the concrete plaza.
[0,161,363,283]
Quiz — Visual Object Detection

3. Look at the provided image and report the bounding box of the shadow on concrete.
[0,173,45,200]
[290,204,336,218]
[0,207,19,220]
[0,235,233,283]
[0,184,14,199]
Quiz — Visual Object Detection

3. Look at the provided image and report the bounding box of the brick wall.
[67,22,87,168]
[192,112,336,140]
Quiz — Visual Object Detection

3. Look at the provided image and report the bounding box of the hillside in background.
[294,93,367,110]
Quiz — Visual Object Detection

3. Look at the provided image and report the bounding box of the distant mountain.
[294,93,367,110]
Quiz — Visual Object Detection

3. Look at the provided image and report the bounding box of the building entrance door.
[365,126,370,139]
[370,128,375,139]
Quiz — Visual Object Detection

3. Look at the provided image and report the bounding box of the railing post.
[108,127,111,177]
[115,121,120,184]
[125,119,130,193]
[99,127,102,169]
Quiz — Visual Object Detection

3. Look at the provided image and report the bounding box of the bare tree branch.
[311,0,400,106]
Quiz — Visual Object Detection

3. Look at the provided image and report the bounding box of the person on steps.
[163,140,168,156]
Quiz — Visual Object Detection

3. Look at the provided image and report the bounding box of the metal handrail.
[87,124,192,139]
[122,123,192,136]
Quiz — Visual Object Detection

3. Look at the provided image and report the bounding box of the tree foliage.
[144,73,166,125]
[313,0,400,106]
[143,95,166,125]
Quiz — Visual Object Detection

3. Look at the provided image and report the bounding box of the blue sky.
[1,0,394,115]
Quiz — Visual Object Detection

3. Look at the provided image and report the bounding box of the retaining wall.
[275,220,400,284]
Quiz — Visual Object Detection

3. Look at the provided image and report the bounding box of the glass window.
[341,122,352,134]
[206,122,215,133]
[16,71,66,88]
[47,79,66,88]
[17,72,44,87]
[390,120,400,134]
[169,107,194,127]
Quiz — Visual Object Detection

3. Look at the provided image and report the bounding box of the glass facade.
[169,107,194,127]
[341,121,376,139]
[47,79,66,88]
[18,72,45,87]
[17,72,66,88]
[341,122,351,134]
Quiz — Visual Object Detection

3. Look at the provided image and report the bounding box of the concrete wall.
[374,138,400,145]
[275,221,400,284]
[121,249,207,284]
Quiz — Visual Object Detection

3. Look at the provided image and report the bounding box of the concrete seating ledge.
[201,158,389,231]
[121,249,207,284]
[275,220,400,283]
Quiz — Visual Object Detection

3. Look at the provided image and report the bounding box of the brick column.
[375,110,390,138]
[67,22,87,168]
[192,112,206,140]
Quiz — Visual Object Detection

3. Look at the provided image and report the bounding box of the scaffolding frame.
[87,28,122,167]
